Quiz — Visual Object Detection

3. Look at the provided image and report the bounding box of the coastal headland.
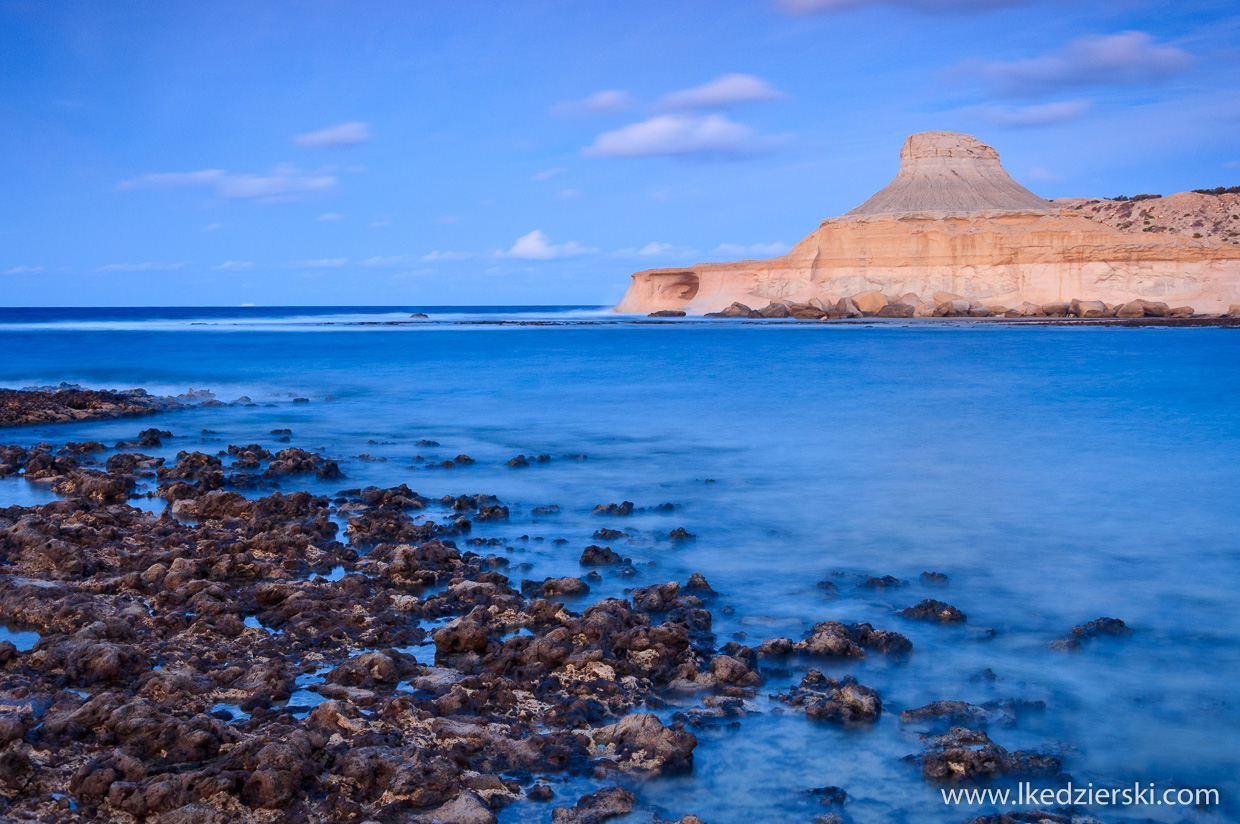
[616,132,1240,318]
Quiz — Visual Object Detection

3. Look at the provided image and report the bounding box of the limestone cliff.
[615,131,1240,315]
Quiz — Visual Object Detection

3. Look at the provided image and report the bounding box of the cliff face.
[615,132,1240,315]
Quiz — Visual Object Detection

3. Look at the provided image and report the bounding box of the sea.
[1,306,1237,824]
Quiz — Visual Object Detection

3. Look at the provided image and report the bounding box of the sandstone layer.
[615,132,1240,315]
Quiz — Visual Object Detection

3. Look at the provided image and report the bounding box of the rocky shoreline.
[686,294,1240,322]
[0,422,1133,823]
[0,386,246,428]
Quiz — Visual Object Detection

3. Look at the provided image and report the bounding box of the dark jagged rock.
[579,545,624,566]
[1049,617,1131,651]
[773,671,881,724]
[898,599,967,624]
[906,726,1060,782]
[592,501,634,516]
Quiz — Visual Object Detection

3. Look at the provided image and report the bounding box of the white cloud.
[216,260,253,270]
[531,167,567,181]
[203,222,221,232]
[497,230,597,260]
[584,114,771,158]
[969,99,1092,127]
[298,258,348,268]
[656,74,786,110]
[369,220,391,227]
[978,32,1193,98]
[556,188,582,199]
[779,0,1028,11]
[615,242,697,258]
[93,262,187,273]
[713,242,790,259]
[119,165,336,203]
[550,90,634,117]
[5,265,43,275]
[1223,160,1240,169]
[217,168,337,201]
[363,255,417,267]
[436,215,463,224]
[294,121,371,147]
[420,251,474,262]
[317,212,344,221]
[117,170,225,189]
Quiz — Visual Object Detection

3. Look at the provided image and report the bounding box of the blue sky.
[2,0,1237,306]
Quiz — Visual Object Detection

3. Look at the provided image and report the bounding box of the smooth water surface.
[1,310,1237,823]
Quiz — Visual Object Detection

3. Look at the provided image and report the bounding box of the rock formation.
[614,131,1240,315]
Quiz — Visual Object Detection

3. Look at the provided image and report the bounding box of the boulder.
[835,297,862,318]
[1115,300,1145,318]
[933,299,972,318]
[912,303,935,317]
[933,291,964,304]
[850,291,888,313]
[719,302,754,318]
[899,293,925,307]
[877,303,914,318]
[590,713,696,773]
[1169,306,1194,317]
[1138,299,1171,317]
[648,310,686,318]
[758,302,791,318]
[551,787,636,824]
[1041,302,1070,317]
[1228,305,1240,318]
[1069,299,1108,318]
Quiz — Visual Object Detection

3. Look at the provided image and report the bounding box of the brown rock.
[850,290,888,313]
[590,713,696,773]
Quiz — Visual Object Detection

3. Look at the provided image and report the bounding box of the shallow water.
[1,309,1237,823]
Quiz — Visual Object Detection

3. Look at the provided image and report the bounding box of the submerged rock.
[906,726,1060,782]
[898,599,967,624]
[1049,617,1131,651]
[773,671,882,724]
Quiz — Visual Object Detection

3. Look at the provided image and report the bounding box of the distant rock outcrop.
[614,131,1240,315]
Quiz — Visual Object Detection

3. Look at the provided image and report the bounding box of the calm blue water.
[1,307,1237,824]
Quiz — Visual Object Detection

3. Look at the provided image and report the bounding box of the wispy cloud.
[615,242,697,258]
[975,31,1193,97]
[203,222,221,232]
[119,164,336,203]
[317,212,344,221]
[584,114,775,158]
[420,251,474,262]
[966,99,1093,127]
[556,188,582,199]
[93,262,187,273]
[778,0,1030,12]
[363,255,418,267]
[5,265,44,275]
[531,167,567,181]
[656,74,786,110]
[297,258,348,268]
[118,170,225,189]
[294,121,371,147]
[496,230,596,260]
[713,241,790,259]
[216,167,336,201]
[550,90,634,117]
[216,260,253,270]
